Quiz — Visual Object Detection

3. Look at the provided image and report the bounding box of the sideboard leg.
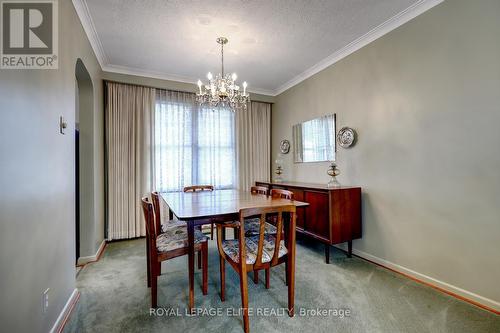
[347,241,352,258]
[325,244,330,264]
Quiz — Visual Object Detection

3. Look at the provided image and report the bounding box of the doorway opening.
[75,59,94,268]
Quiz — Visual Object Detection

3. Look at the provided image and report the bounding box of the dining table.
[160,189,309,311]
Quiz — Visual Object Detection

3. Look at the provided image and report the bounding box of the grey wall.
[0,0,104,331]
[272,0,500,307]
[102,71,276,104]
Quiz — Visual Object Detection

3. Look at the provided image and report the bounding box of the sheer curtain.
[106,82,155,240]
[155,89,236,192]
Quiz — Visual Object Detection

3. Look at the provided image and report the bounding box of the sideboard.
[255,181,362,263]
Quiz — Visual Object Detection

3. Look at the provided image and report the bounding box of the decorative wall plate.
[280,139,290,154]
[337,127,356,148]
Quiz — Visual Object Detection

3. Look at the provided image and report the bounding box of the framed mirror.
[293,114,336,163]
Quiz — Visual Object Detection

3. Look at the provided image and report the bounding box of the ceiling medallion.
[196,37,250,111]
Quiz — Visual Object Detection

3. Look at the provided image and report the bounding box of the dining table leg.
[187,221,195,312]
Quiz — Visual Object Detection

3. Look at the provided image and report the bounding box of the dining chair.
[147,192,203,286]
[250,186,268,195]
[216,205,297,333]
[183,185,214,192]
[183,185,215,240]
[151,191,186,232]
[141,197,209,307]
[270,188,294,199]
[246,188,294,286]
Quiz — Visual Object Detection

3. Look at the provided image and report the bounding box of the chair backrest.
[238,205,296,268]
[183,185,214,192]
[250,186,268,195]
[151,191,162,234]
[141,197,157,250]
[270,188,294,200]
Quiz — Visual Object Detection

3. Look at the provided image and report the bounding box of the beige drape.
[236,101,271,191]
[106,82,156,240]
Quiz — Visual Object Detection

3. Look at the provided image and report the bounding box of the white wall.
[0,0,104,331]
[272,0,500,310]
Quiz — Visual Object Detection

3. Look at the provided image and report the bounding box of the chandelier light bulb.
[232,73,237,81]
[197,80,203,94]
[207,72,213,80]
[243,81,247,95]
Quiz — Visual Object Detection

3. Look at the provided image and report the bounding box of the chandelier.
[196,37,249,111]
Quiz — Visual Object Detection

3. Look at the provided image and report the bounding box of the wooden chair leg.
[265,268,270,289]
[198,250,202,269]
[219,255,226,302]
[146,237,151,287]
[210,223,214,240]
[253,270,259,284]
[202,243,208,295]
[287,257,295,317]
[239,267,250,333]
[151,259,158,308]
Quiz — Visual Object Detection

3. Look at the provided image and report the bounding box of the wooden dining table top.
[161,189,309,220]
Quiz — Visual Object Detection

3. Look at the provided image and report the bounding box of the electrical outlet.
[42,288,50,314]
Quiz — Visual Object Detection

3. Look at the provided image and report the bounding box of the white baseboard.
[49,288,80,333]
[334,245,500,313]
[77,239,106,266]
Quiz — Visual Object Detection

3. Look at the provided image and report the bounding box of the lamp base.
[327,176,341,188]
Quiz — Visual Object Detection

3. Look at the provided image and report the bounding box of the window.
[154,91,236,192]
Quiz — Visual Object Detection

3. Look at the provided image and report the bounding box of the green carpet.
[64,237,499,332]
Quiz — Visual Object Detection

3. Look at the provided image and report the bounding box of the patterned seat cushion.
[221,234,287,264]
[244,217,277,236]
[160,220,187,233]
[156,225,208,253]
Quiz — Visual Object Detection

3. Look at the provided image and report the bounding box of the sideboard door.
[304,191,330,241]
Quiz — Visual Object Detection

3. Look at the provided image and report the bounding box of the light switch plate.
[59,116,67,134]
[42,288,50,314]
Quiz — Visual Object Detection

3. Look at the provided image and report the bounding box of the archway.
[75,59,95,266]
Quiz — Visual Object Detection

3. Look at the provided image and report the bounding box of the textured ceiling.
[84,0,423,94]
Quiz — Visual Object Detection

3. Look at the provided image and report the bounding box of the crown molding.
[73,0,443,97]
[103,64,199,86]
[72,0,109,67]
[274,0,444,96]
[102,64,276,96]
